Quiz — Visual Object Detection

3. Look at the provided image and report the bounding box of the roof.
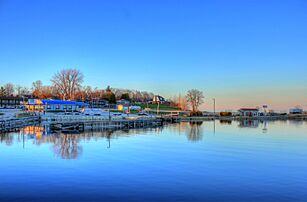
[239,108,259,111]
[41,100,88,106]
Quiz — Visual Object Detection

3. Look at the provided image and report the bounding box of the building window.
[56,105,60,109]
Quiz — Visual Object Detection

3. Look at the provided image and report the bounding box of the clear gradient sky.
[0,0,306,111]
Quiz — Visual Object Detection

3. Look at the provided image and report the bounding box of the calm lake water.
[1,120,307,201]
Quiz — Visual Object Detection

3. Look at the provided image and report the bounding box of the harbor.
[2,112,307,134]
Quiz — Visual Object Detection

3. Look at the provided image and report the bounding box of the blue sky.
[0,0,306,110]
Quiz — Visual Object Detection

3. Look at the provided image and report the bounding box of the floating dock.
[0,116,40,133]
[48,118,165,132]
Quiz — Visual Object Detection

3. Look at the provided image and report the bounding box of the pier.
[0,116,40,132]
[48,119,164,132]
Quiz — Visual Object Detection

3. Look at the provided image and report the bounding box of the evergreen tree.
[120,93,130,101]
[0,87,6,96]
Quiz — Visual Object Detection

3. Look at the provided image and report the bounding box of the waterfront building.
[238,108,259,117]
[116,99,130,106]
[83,98,109,108]
[0,96,26,108]
[116,99,130,111]
[152,95,168,104]
[289,107,303,114]
[24,99,88,112]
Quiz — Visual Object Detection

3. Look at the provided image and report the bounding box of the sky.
[0,0,306,111]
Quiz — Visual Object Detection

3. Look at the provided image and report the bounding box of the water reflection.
[0,133,14,146]
[187,121,203,142]
[0,126,164,159]
[52,134,83,159]
[238,119,260,128]
[262,121,268,133]
[1,120,307,159]
[219,120,232,125]
[168,122,204,142]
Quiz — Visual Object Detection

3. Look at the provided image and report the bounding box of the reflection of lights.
[35,132,42,139]
[22,126,45,137]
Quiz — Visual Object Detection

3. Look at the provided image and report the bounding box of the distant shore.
[173,114,307,122]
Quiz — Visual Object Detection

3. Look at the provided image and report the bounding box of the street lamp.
[213,98,216,115]
[108,103,111,122]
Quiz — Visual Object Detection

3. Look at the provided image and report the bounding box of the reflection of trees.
[187,121,203,142]
[52,134,83,159]
[0,133,14,146]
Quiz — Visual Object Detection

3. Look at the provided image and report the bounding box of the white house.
[289,107,303,114]
[152,95,167,104]
[238,108,259,117]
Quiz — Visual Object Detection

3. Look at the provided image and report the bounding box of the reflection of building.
[22,126,45,138]
[238,120,259,128]
[24,99,88,112]
[1,125,162,159]
[0,96,25,108]
[238,108,259,117]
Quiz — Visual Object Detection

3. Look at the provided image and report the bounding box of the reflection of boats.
[50,123,84,132]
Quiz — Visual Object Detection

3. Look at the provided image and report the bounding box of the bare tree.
[171,94,188,110]
[51,68,84,100]
[32,80,43,98]
[186,89,204,112]
[4,83,15,96]
[16,85,30,97]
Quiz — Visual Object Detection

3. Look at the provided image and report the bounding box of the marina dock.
[0,116,40,132]
[48,119,164,132]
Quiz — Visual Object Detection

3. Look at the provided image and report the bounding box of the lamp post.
[213,98,216,115]
[108,103,111,122]
[157,101,160,115]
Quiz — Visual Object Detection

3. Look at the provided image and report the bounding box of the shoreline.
[1,113,306,133]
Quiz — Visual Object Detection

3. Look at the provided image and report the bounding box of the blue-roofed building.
[24,99,89,112]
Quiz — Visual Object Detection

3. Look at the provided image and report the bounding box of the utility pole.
[108,104,111,122]
[213,98,216,115]
[213,98,216,134]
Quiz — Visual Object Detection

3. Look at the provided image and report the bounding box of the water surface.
[1,120,307,201]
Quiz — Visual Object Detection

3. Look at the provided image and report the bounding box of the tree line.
[0,68,155,104]
[1,68,205,113]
